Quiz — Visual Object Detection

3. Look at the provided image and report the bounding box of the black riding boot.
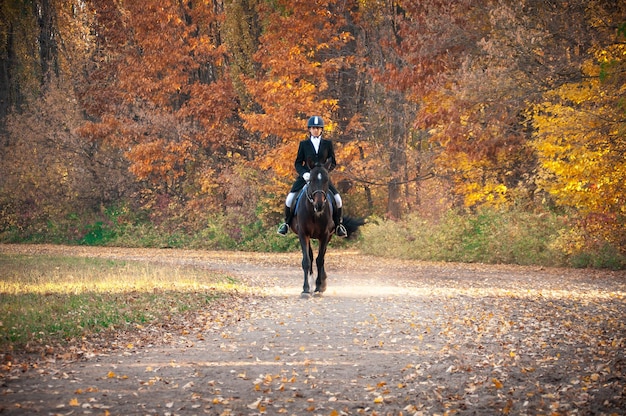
[277,206,292,235]
[335,206,347,237]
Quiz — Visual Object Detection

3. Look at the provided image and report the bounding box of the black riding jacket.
[289,136,339,194]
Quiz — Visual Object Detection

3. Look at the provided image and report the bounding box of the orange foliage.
[78,0,240,200]
[242,0,352,149]
[5,0,626,250]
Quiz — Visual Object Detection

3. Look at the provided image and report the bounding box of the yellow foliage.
[464,183,508,208]
[436,151,510,209]
[531,74,624,217]
[531,49,625,251]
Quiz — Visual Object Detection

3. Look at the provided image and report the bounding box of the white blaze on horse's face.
[317,173,322,181]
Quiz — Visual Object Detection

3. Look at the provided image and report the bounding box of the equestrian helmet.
[307,116,324,128]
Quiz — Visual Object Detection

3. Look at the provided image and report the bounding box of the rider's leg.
[334,193,347,237]
[278,192,297,235]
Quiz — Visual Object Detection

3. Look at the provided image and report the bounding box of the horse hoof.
[300,291,311,299]
[313,291,323,297]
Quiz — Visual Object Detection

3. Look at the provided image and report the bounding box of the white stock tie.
[311,136,320,153]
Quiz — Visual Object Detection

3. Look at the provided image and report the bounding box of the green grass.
[0,254,245,352]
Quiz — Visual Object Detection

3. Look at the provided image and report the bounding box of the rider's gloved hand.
[303,172,310,182]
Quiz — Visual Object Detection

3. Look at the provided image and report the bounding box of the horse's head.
[306,163,330,214]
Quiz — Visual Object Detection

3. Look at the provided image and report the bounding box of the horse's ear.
[324,159,332,171]
[306,158,315,169]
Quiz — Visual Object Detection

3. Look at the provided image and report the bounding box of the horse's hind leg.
[314,236,331,294]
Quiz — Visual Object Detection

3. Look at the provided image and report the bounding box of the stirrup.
[336,223,347,238]
[277,223,289,235]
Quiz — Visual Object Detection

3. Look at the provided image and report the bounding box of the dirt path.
[1,245,625,415]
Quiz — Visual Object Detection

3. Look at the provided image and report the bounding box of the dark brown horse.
[289,161,363,296]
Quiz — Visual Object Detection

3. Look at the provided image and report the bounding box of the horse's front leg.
[299,235,312,295]
[308,242,314,276]
[314,235,331,294]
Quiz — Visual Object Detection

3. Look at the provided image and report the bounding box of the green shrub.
[189,215,238,250]
[79,221,117,245]
[112,222,191,248]
[360,209,569,267]
[3,201,621,269]
[565,242,625,270]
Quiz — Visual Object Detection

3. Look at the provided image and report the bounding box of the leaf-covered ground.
[1,245,625,415]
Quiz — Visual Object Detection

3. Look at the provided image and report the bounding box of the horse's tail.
[342,216,366,239]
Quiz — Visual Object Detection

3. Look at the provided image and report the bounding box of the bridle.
[305,172,328,212]
[306,188,327,205]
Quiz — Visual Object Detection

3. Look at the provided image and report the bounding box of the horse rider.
[277,116,348,238]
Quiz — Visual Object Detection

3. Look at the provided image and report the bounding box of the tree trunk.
[35,0,59,82]
[386,97,407,219]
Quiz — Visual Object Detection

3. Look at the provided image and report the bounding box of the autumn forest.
[1,0,625,266]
